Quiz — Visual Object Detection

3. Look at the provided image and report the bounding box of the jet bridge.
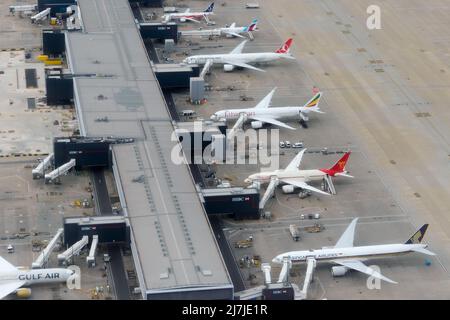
[200,59,213,79]
[86,235,98,268]
[32,227,63,269]
[31,7,51,23]
[57,235,88,266]
[32,153,54,179]
[9,5,38,14]
[44,158,76,183]
[259,177,279,210]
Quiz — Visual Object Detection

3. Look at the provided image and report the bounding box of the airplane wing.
[0,256,17,272]
[254,88,276,109]
[223,60,265,72]
[229,40,248,54]
[184,17,202,23]
[223,31,246,38]
[0,281,25,300]
[227,113,247,140]
[249,116,295,130]
[333,259,397,284]
[285,148,306,171]
[280,178,331,196]
[334,218,358,248]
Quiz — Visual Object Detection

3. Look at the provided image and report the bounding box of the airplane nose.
[244,178,251,184]
[272,257,281,264]
[210,114,218,121]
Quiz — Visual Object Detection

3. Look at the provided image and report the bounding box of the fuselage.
[273,243,428,264]
[184,52,288,65]
[0,268,73,286]
[247,169,326,184]
[213,106,309,121]
[165,12,213,21]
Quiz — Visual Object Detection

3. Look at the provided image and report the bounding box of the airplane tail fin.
[275,38,293,54]
[245,19,258,32]
[204,2,215,12]
[302,92,323,113]
[405,224,429,244]
[320,152,352,176]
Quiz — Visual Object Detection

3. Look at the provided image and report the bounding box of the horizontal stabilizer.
[411,247,436,256]
[334,172,354,178]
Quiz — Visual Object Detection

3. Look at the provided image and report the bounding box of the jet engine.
[180,18,186,22]
[299,111,309,122]
[223,64,235,72]
[331,266,348,277]
[282,185,295,194]
[15,288,32,298]
[250,121,263,129]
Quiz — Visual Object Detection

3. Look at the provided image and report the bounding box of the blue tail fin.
[204,2,214,12]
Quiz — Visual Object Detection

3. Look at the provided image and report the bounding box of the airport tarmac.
[159,0,450,299]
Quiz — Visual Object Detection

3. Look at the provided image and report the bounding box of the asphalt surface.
[90,168,130,300]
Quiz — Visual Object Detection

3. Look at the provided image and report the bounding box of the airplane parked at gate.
[273,219,435,284]
[244,149,352,196]
[210,88,323,136]
[183,38,295,73]
[0,256,74,299]
[162,2,215,24]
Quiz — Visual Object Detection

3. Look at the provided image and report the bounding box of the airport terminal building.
[63,0,233,299]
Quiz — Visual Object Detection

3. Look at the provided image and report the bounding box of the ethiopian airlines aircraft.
[273,219,435,284]
[162,2,215,24]
[244,149,353,196]
[0,256,74,299]
[210,88,323,136]
[183,38,295,72]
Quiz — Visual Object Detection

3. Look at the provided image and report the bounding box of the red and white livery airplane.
[244,149,353,196]
[162,2,215,24]
[183,38,296,72]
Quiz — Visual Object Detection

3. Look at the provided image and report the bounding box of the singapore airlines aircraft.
[210,88,323,136]
[0,256,74,299]
[244,149,353,196]
[273,219,435,283]
[183,38,295,72]
[162,2,215,24]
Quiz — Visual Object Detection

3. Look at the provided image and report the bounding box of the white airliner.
[183,38,295,72]
[210,88,323,135]
[273,219,435,283]
[0,256,74,299]
[162,2,215,24]
[244,149,353,196]
[182,19,258,39]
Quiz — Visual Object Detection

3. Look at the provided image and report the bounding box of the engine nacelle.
[282,185,295,194]
[180,18,186,22]
[250,121,263,129]
[299,111,309,121]
[15,288,32,298]
[331,266,348,277]
[223,64,235,72]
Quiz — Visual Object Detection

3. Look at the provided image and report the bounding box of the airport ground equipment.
[57,235,88,265]
[289,224,300,241]
[322,174,336,195]
[32,153,54,179]
[44,158,76,183]
[87,235,99,268]
[32,228,63,269]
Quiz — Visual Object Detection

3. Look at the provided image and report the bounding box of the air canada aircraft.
[0,256,74,299]
[183,38,295,73]
[273,219,435,283]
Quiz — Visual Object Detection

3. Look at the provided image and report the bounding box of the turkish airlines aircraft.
[273,219,435,284]
[183,38,295,72]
